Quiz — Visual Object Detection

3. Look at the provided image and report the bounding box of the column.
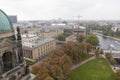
[14,49,19,65]
[0,55,3,74]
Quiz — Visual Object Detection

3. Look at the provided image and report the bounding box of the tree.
[105,53,116,65]
[63,32,70,37]
[32,42,92,80]
[44,76,54,80]
[95,48,100,58]
[109,58,116,65]
[102,25,112,36]
[61,42,91,64]
[49,65,63,80]
[108,30,114,37]
[58,34,66,41]
[32,62,49,75]
[100,49,104,54]
[47,50,72,80]
[79,42,87,54]
[76,34,85,42]
[34,73,54,80]
[115,70,120,80]
[61,42,82,63]
[32,48,72,80]
[32,62,50,80]
[85,34,99,46]
[86,43,92,53]
[105,53,111,59]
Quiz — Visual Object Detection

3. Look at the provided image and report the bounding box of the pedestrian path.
[70,56,96,70]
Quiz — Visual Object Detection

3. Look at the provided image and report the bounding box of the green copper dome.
[0,10,13,32]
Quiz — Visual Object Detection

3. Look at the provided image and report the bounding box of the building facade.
[41,28,64,38]
[73,26,86,37]
[66,35,77,42]
[22,34,56,61]
[21,26,64,39]
[0,10,30,80]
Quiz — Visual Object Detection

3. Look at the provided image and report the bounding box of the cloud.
[0,0,120,20]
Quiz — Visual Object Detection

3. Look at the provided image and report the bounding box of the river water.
[97,35,120,50]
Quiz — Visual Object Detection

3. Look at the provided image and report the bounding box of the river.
[97,35,120,50]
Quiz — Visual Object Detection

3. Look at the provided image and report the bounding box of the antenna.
[77,15,82,26]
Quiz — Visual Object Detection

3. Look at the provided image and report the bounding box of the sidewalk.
[70,56,96,70]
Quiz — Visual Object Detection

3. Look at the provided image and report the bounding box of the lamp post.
[109,44,112,54]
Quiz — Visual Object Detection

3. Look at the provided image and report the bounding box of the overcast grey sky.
[0,0,120,20]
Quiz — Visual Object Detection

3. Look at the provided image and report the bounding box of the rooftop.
[22,34,55,48]
[22,34,37,38]
[73,26,86,29]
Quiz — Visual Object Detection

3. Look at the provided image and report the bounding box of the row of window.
[36,41,55,57]
[23,41,55,59]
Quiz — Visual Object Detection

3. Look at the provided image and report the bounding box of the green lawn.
[80,54,93,62]
[70,58,115,80]
[25,60,35,66]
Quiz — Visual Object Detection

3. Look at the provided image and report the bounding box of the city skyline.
[1,0,120,20]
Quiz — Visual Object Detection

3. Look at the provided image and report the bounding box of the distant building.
[22,34,56,61]
[73,26,86,37]
[111,26,120,32]
[41,28,64,38]
[8,16,17,23]
[21,27,64,38]
[92,30,103,33]
[21,27,42,34]
[66,35,77,42]
[51,23,66,26]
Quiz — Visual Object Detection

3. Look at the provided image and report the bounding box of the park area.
[70,58,115,80]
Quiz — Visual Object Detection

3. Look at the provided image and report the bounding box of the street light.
[109,44,112,54]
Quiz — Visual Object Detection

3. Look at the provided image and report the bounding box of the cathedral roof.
[0,10,13,32]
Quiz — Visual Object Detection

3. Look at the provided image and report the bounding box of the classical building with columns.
[0,10,30,80]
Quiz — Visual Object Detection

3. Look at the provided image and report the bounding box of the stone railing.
[1,63,23,78]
